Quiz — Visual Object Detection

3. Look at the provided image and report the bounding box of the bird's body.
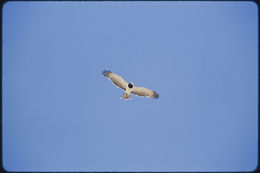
[121,83,134,99]
[103,70,159,100]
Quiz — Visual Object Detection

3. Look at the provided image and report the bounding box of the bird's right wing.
[132,86,159,99]
[103,70,128,90]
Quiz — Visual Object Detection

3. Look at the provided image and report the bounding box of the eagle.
[103,70,159,100]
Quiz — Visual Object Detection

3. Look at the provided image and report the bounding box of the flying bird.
[102,70,159,100]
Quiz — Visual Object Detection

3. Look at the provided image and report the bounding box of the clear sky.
[2,1,258,172]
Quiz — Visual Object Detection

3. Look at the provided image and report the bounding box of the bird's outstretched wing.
[132,86,159,99]
[103,70,127,90]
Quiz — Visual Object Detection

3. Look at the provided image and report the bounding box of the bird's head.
[128,82,134,88]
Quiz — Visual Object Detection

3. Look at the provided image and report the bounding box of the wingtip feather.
[153,92,159,99]
[102,70,111,77]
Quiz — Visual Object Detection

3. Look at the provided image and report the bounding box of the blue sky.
[2,1,258,172]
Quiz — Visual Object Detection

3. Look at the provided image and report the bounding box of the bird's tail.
[121,93,131,100]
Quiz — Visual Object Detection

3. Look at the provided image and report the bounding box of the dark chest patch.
[128,83,133,88]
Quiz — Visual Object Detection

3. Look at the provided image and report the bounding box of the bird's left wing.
[132,86,159,99]
[103,70,127,90]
